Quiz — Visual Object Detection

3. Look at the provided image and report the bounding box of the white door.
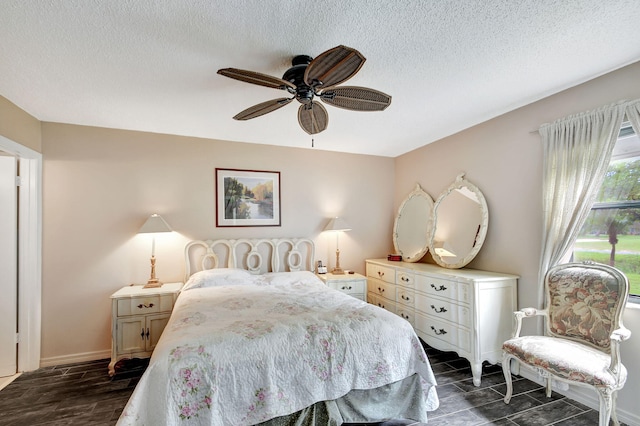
[0,154,17,377]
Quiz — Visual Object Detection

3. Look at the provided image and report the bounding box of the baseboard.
[39,350,111,368]
[519,368,640,426]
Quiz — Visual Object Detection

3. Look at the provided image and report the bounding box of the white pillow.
[260,270,322,286]
[181,268,253,291]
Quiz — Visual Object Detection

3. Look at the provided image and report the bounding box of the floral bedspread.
[118,271,438,425]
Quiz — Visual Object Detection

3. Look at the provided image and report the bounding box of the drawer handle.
[401,295,411,301]
[401,313,410,320]
[431,326,447,335]
[430,305,447,313]
[146,328,150,339]
[137,303,154,309]
[377,271,385,277]
[140,328,145,340]
[377,287,385,293]
[341,285,352,290]
[401,276,410,282]
[430,284,447,292]
[378,303,385,309]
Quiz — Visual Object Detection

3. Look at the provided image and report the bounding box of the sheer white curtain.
[626,100,640,136]
[538,102,626,308]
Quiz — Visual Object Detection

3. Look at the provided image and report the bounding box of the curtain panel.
[625,100,640,137]
[537,101,628,309]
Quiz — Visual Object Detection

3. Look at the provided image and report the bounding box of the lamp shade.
[323,217,352,232]
[138,214,172,234]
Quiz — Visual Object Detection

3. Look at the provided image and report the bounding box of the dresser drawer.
[397,271,415,288]
[366,263,396,284]
[396,287,415,307]
[367,278,394,299]
[414,313,471,352]
[368,293,396,314]
[396,305,415,325]
[415,293,471,328]
[116,294,174,317]
[416,274,470,304]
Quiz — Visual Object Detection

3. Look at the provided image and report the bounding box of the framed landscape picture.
[215,168,281,227]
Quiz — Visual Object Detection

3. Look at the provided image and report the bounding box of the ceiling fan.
[217,45,392,135]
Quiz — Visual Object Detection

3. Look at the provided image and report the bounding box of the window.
[572,121,640,302]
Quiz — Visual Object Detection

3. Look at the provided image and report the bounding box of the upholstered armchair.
[502,262,631,426]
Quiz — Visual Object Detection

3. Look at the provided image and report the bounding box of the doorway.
[0,136,42,374]
[0,153,17,377]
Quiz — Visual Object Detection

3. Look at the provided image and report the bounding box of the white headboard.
[184,238,315,281]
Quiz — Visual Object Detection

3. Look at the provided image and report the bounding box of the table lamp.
[323,217,351,274]
[138,213,172,288]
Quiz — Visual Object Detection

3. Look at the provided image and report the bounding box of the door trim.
[0,136,41,372]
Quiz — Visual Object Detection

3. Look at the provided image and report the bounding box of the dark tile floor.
[0,345,611,426]
[424,345,613,426]
[0,358,146,426]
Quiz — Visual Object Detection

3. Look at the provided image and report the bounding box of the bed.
[117,238,439,425]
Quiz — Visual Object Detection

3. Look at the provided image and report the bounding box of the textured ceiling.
[1,1,640,157]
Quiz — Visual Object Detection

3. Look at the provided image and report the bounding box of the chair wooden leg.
[597,387,613,426]
[502,354,513,404]
[611,390,620,426]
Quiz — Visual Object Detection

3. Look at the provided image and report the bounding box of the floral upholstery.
[502,336,627,387]
[501,262,630,426]
[546,266,623,351]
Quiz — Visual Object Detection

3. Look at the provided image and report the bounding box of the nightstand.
[317,272,366,301]
[108,282,182,376]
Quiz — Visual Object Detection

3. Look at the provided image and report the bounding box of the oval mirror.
[429,174,488,269]
[393,183,434,262]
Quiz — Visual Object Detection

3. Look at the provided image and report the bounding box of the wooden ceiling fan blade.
[297,102,328,135]
[304,45,365,89]
[233,98,293,120]
[218,68,296,91]
[320,86,392,111]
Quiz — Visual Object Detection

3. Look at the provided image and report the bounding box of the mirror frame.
[429,173,489,269]
[393,183,434,262]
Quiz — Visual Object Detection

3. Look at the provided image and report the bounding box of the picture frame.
[215,168,281,227]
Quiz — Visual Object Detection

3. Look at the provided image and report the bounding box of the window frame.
[574,121,640,303]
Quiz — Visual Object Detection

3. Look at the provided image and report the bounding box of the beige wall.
[0,95,41,153]
[40,123,395,360]
[395,60,640,423]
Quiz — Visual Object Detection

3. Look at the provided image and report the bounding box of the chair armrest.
[609,327,631,381]
[611,327,631,342]
[512,308,548,338]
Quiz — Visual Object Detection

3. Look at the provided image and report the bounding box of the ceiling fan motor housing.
[283,55,314,104]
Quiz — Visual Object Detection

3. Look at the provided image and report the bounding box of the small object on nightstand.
[317,260,327,274]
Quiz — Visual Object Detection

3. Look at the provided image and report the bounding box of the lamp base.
[332,267,346,275]
[144,255,163,288]
[143,279,163,289]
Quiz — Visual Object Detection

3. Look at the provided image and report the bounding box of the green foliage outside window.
[575,158,640,298]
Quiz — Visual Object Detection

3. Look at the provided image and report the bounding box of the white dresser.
[366,259,518,386]
[108,282,182,376]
